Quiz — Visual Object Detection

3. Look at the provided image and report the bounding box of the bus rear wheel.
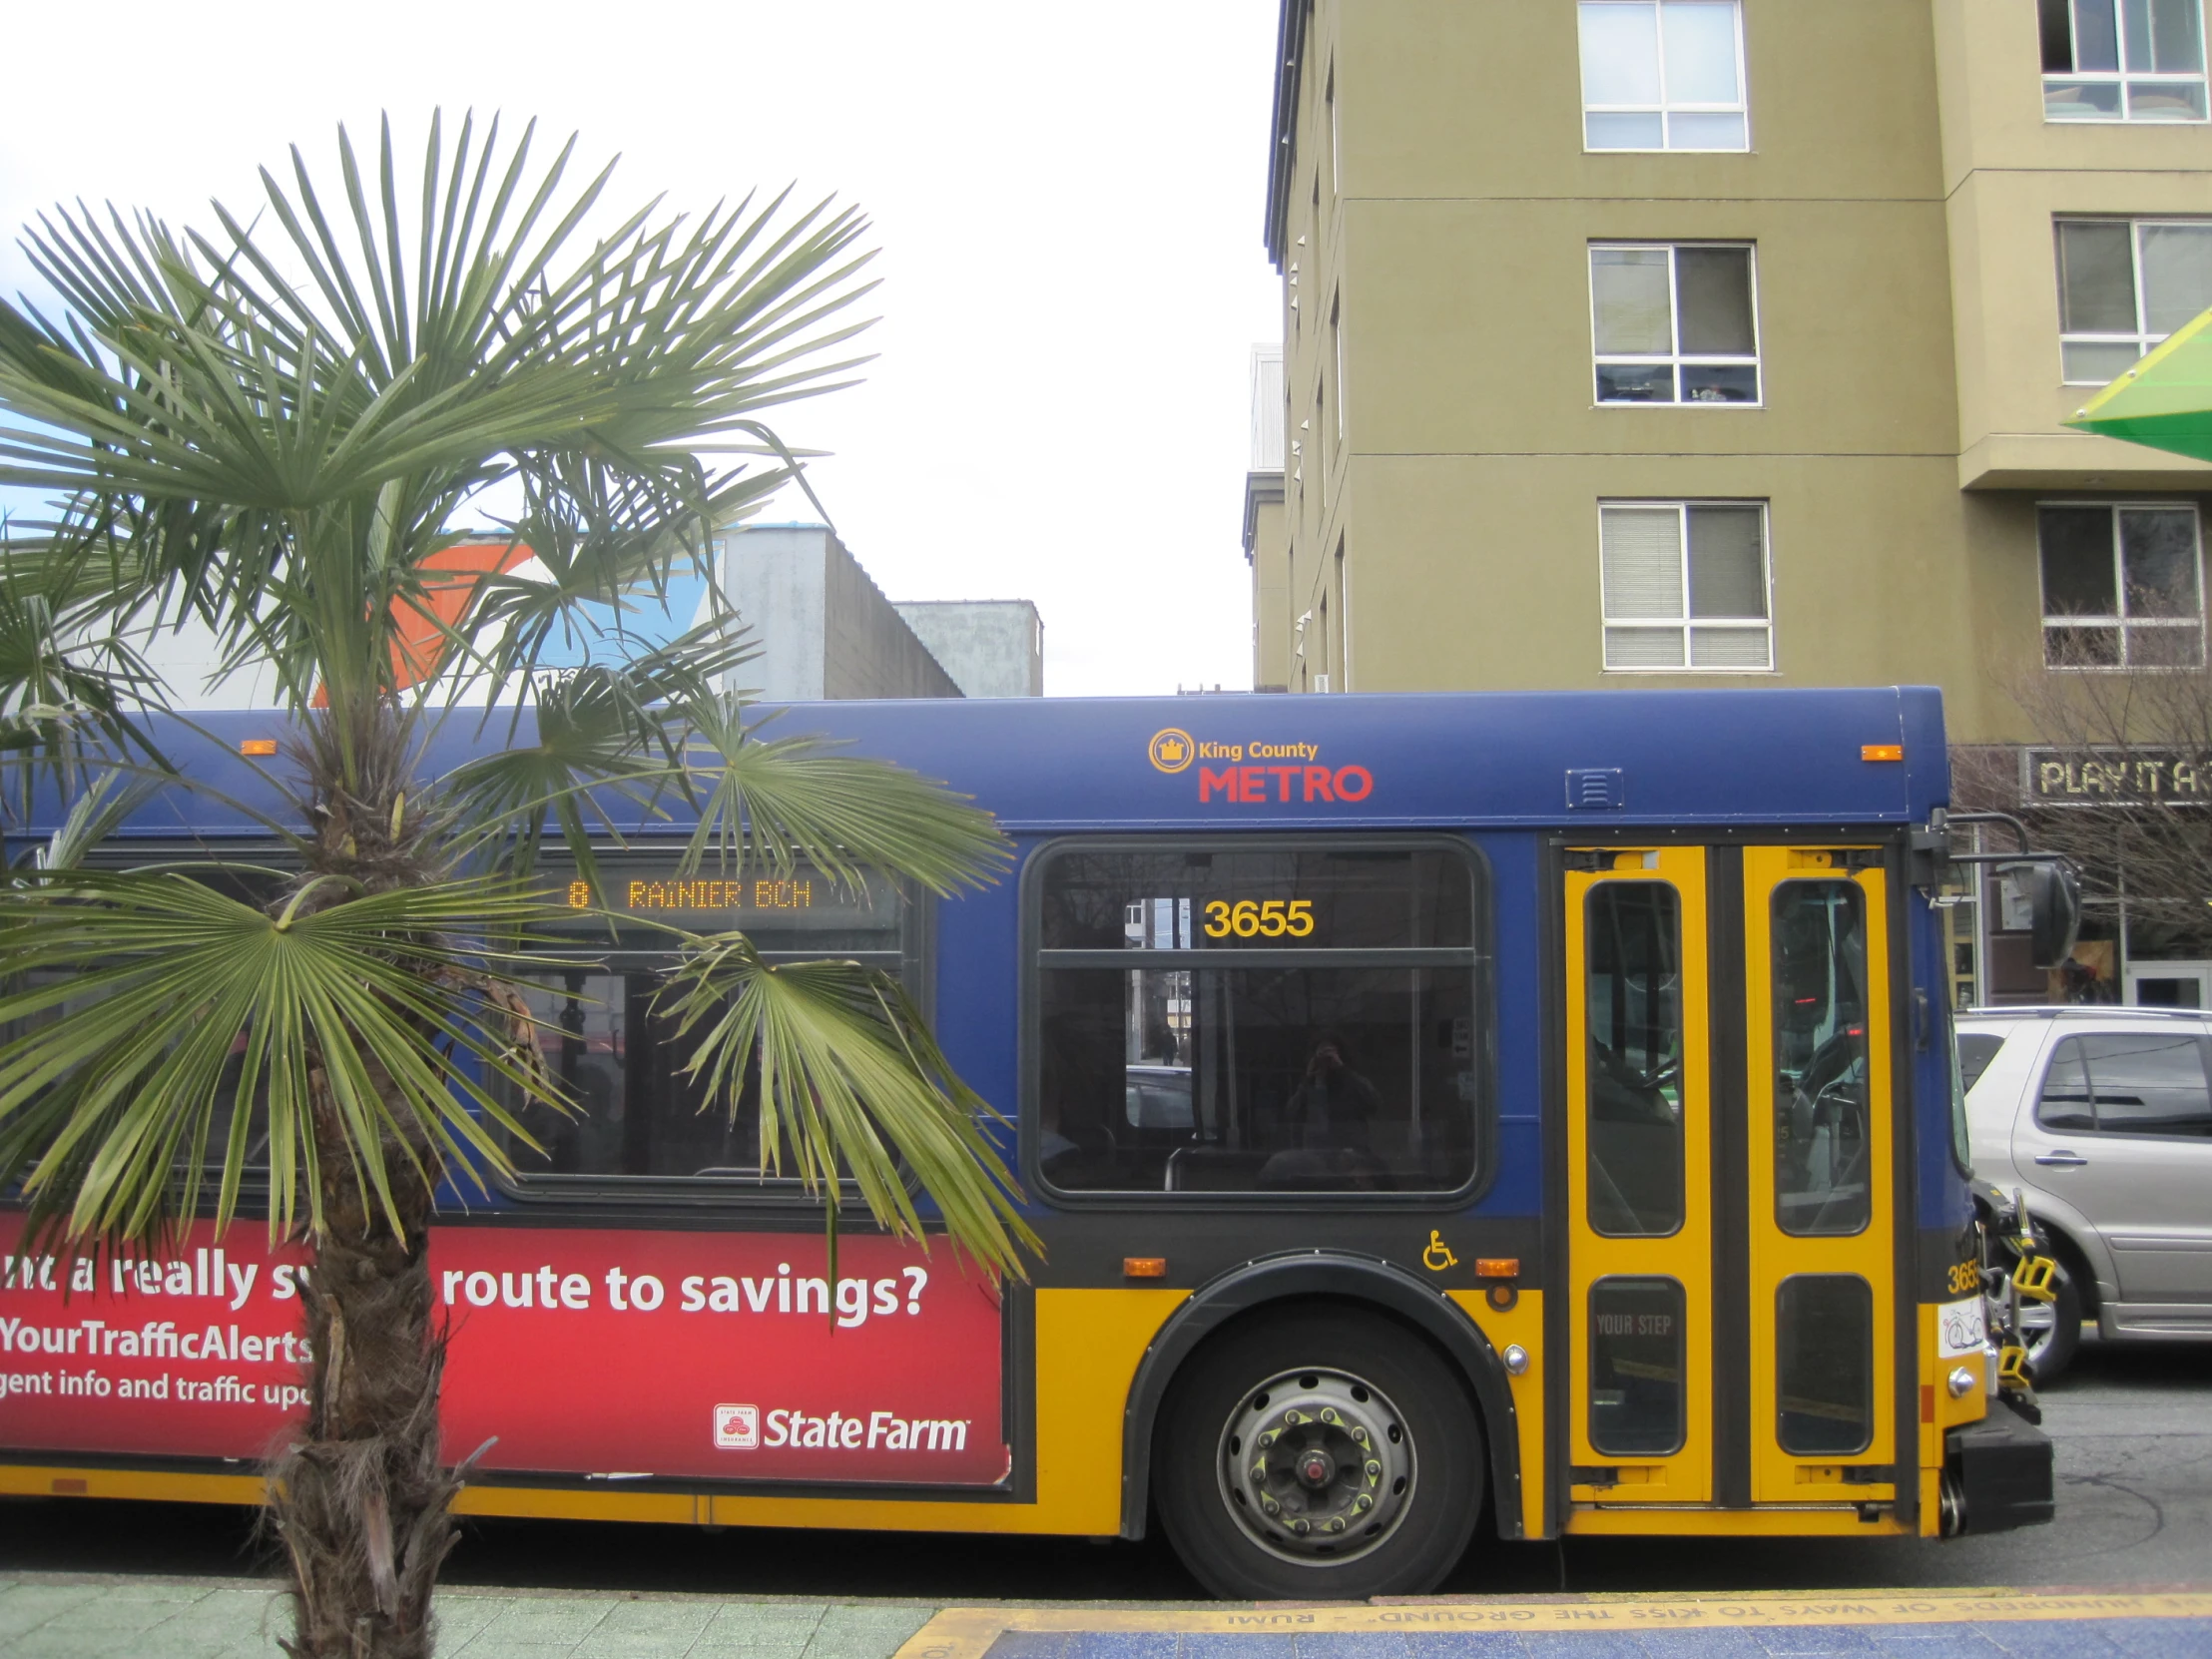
[1155,1307,1484,1599]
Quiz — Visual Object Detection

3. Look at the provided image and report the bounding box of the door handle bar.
[2033,1151,2087,1168]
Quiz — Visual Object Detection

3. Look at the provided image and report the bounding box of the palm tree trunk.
[269,1094,458,1659]
[270,703,460,1659]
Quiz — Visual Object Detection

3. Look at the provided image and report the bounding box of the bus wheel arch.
[1119,1254,1523,1550]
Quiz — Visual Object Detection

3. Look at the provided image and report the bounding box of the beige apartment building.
[1246,0,2212,749]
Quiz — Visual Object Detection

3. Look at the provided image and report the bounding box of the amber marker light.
[1122,1257,1168,1279]
[1861,744,1904,763]
[1474,1258,1520,1279]
[240,739,278,757]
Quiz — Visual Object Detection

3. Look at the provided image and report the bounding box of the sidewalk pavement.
[0,1575,937,1659]
[6,1579,2212,1659]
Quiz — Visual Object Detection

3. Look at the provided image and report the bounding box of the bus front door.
[1565,845,1898,1517]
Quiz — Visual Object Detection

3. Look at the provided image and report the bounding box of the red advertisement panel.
[0,1215,1007,1486]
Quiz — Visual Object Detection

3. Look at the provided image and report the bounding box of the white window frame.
[2056,217,2212,384]
[2041,0,2210,124]
[1598,499,1775,673]
[1331,291,1346,445]
[2037,500,2208,670]
[1589,243,1763,408]
[1578,0,1751,153]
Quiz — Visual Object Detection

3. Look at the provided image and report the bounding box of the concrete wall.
[1936,0,2212,489]
[724,525,961,701]
[892,601,1044,698]
[1263,0,2212,743]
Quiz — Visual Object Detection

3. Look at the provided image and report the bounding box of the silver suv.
[1957,1006,2212,1380]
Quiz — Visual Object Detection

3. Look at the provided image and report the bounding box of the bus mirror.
[2025,860,2082,970]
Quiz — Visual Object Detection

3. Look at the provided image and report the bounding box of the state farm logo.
[713,1403,759,1449]
[1148,728,1195,774]
[711,1404,971,1452]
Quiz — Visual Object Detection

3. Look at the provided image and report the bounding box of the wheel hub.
[1217,1367,1414,1562]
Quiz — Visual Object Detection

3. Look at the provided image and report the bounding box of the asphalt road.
[1,1336,2203,1601]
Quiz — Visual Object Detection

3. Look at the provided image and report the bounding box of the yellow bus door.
[1743,847,1896,1506]
[1566,845,1896,1516]
[1565,848,1713,1503]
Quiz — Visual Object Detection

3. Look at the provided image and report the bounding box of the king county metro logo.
[1148,728,1195,774]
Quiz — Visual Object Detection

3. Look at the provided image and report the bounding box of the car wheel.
[1154,1306,1483,1600]
[2018,1256,2083,1382]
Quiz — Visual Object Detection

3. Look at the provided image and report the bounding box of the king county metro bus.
[0,686,2055,1597]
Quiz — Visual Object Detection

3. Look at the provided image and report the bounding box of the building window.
[1591,244,1760,405]
[2056,219,2212,383]
[2040,0,2208,122]
[1578,0,1749,151]
[1600,502,1772,671]
[2039,503,2205,668]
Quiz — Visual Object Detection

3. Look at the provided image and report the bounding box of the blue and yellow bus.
[0,686,2052,1598]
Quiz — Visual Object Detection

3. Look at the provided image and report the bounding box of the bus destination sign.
[568,877,819,913]
[548,864,893,928]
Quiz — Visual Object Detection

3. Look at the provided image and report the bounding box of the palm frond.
[438,619,756,892]
[0,868,561,1251]
[0,110,1037,1293]
[676,694,1013,898]
[0,534,170,823]
[18,770,165,871]
[0,114,878,734]
[658,938,1037,1284]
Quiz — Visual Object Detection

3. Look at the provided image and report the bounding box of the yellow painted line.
[894,1591,2212,1659]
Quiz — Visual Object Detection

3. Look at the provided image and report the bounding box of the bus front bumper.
[1943,1405,2054,1534]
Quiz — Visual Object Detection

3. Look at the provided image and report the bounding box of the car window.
[2038,1030,2212,1138]
[2035,1037,2098,1132]
[1956,1032,2005,1095]
[2081,1031,2212,1136]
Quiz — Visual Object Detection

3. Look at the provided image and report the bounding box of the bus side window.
[1584,881,1685,1238]
[1032,840,1487,1197]
[1771,880,1871,1237]
[488,863,914,1192]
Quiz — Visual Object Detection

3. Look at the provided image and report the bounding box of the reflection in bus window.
[1585,882,1684,1236]
[486,864,915,1189]
[1035,844,1482,1195]
[1772,880,1870,1237]
[1588,1277,1686,1456]
[1777,1274,1874,1456]
[1040,966,1477,1193]
[7,971,274,1178]
[489,973,812,1183]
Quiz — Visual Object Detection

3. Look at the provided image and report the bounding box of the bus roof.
[17,686,1946,843]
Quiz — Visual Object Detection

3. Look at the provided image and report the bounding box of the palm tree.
[0,114,1035,1659]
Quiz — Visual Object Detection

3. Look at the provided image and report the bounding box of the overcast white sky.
[0,0,1283,695]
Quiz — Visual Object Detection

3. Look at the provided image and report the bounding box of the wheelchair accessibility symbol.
[1421,1231,1458,1273]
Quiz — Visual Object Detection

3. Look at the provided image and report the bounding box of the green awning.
[2065,306,2212,462]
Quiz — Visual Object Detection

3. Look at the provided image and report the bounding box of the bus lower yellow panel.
[0,1288,1191,1539]
[1917,1302,1989,1537]
[0,1464,266,1506]
[1564,1506,1912,1537]
[1447,1289,1546,1540]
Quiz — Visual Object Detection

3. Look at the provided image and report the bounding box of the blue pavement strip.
[897,1593,2212,1659]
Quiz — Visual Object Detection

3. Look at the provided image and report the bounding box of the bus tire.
[1154,1305,1483,1599]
